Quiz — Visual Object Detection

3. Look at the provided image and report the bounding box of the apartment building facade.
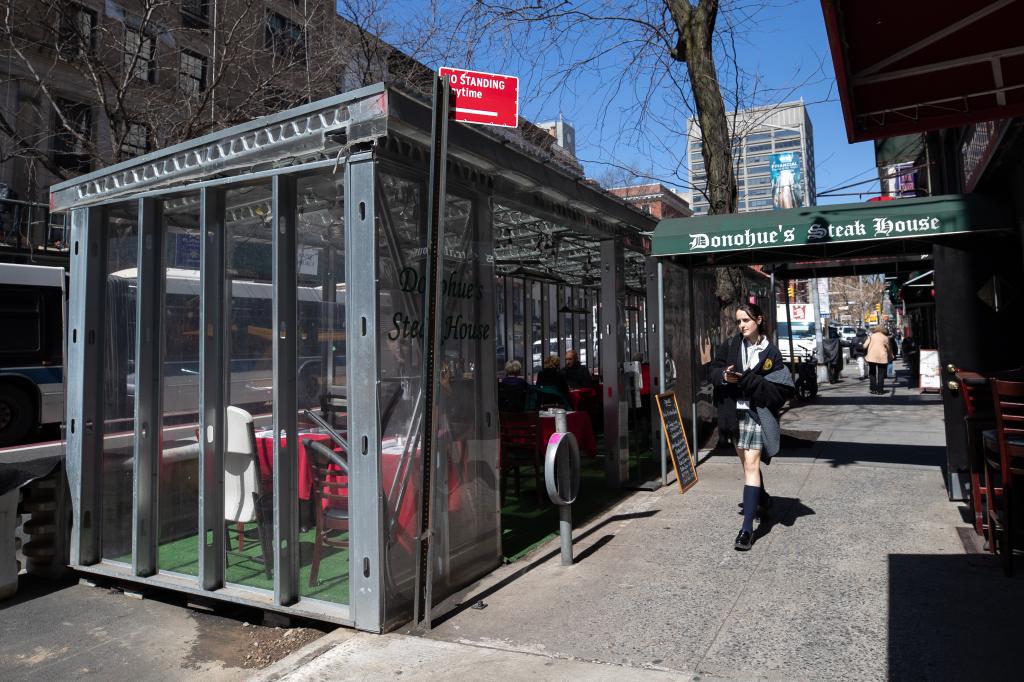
[0,0,391,204]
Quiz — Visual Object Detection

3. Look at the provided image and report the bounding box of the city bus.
[0,263,65,447]
[109,267,345,420]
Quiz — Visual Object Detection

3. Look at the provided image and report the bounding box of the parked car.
[840,325,856,346]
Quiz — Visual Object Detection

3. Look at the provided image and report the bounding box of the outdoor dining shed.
[51,82,655,632]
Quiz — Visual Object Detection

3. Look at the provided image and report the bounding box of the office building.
[687,101,816,215]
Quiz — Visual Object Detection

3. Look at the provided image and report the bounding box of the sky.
[379,0,883,206]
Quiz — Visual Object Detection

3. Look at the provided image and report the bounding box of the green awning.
[653,194,1012,261]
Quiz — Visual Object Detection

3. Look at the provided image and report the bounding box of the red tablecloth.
[379,440,468,552]
[568,387,597,412]
[254,432,336,501]
[540,411,597,457]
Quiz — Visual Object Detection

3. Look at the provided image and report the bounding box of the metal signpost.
[414,68,518,631]
[544,411,580,566]
[412,73,450,632]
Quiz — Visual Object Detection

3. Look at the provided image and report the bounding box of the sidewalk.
[261,362,1024,681]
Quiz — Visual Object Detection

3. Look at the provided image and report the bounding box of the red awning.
[822,0,1024,142]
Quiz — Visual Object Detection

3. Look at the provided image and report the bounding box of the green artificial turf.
[119,525,350,604]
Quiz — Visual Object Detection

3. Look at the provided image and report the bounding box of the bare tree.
[439,1,823,322]
[829,275,885,327]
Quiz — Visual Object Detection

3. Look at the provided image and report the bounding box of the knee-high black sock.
[742,485,760,533]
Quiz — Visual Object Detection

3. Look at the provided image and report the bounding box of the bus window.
[0,291,43,354]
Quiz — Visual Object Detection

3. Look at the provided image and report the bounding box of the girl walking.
[711,303,796,550]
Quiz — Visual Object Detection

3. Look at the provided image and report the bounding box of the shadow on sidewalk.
[888,554,1024,679]
[778,440,946,470]
[0,573,77,611]
[753,496,816,543]
[811,394,941,406]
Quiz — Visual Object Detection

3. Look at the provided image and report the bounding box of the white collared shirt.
[742,335,769,371]
[737,335,768,411]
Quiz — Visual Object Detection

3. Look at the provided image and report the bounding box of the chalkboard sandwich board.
[656,391,698,494]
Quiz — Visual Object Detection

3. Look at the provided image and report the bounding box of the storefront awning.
[652,194,1012,266]
[822,0,1024,142]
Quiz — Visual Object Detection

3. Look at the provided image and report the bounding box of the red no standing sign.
[439,67,519,128]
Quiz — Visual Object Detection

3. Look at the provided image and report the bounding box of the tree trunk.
[666,0,742,326]
[667,0,736,216]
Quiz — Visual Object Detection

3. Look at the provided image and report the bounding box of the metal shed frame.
[54,83,657,631]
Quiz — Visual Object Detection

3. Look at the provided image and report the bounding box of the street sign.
[439,67,518,128]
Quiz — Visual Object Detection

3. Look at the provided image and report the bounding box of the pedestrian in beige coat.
[863,327,893,395]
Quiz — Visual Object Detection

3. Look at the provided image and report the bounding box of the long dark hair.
[735,302,767,335]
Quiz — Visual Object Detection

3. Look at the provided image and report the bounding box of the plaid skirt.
[736,410,764,451]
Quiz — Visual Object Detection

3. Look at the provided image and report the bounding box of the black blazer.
[709,334,788,434]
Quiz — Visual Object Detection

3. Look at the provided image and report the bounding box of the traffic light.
[875,303,881,312]
[787,284,794,301]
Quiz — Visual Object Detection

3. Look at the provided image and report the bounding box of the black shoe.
[734,530,753,551]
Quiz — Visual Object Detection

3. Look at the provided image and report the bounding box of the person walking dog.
[711,303,796,551]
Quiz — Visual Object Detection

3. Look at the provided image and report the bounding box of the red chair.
[305,440,349,587]
[983,379,1024,576]
[499,411,545,506]
[956,371,996,536]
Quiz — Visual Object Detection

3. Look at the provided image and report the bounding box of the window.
[747,164,769,176]
[745,132,772,143]
[747,143,772,154]
[58,3,96,57]
[124,28,155,83]
[120,121,150,158]
[179,50,207,94]
[52,99,91,172]
[264,12,305,64]
[181,0,210,26]
[775,138,801,150]
[0,292,42,354]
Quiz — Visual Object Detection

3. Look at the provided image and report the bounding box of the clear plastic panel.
[294,172,349,605]
[101,203,139,562]
[157,194,202,575]
[529,281,542,377]
[377,171,500,628]
[494,276,506,370]
[223,182,275,591]
[510,278,524,367]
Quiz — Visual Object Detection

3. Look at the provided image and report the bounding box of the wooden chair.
[224,406,273,578]
[983,379,1024,576]
[305,439,349,587]
[499,411,545,506]
[956,371,996,537]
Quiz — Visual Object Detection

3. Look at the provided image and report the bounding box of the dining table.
[253,430,337,501]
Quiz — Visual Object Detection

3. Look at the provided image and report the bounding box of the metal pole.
[554,411,572,566]
[413,73,450,631]
[687,265,698,462]
[657,261,666,487]
[784,279,796,379]
[812,278,827,383]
